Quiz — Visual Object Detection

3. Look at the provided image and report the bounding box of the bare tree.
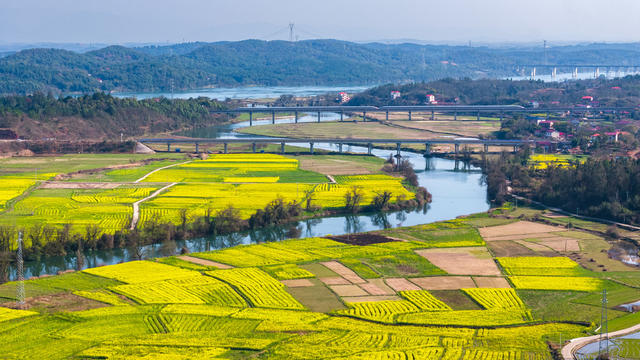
[344,186,364,213]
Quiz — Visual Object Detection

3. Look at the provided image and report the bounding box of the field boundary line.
[134,160,192,183]
[130,182,177,230]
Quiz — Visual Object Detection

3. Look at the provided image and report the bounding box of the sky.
[1,0,639,45]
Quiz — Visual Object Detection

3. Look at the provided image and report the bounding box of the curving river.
[14,111,490,280]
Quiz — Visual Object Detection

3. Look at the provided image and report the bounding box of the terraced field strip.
[321,261,366,284]
[130,183,177,230]
[134,160,192,183]
[177,256,233,269]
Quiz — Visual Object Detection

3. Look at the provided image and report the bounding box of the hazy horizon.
[1,0,639,45]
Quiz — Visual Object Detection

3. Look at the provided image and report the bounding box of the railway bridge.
[138,137,539,157]
[214,105,638,125]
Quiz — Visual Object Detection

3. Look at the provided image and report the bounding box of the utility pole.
[16,232,25,308]
[289,22,295,42]
[598,289,609,357]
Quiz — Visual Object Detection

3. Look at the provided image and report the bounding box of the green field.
[1,213,636,359]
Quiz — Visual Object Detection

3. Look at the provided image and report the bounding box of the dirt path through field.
[129,183,176,230]
[134,160,192,183]
[562,323,640,359]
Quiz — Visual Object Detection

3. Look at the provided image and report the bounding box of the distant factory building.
[425,94,437,104]
[390,91,401,100]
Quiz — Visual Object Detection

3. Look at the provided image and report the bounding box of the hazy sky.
[1,0,639,44]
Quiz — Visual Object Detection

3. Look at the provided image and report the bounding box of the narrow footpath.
[130,183,177,230]
[134,160,192,183]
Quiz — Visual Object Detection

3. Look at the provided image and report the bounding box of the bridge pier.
[552,67,557,79]
[167,143,171,152]
[309,142,314,154]
[573,67,578,79]
[317,112,321,123]
[224,143,228,154]
[195,142,199,153]
[367,143,372,155]
[249,112,253,126]
[499,111,504,122]
[281,142,285,154]
[252,143,256,153]
[272,111,275,124]
[338,143,343,153]
[424,143,431,158]
[295,111,299,123]
[454,143,460,158]
[513,145,518,153]
[363,111,367,122]
[340,111,343,122]
[408,111,412,121]
[396,143,401,158]
[454,112,457,121]
[385,111,389,121]
[477,111,480,121]
[484,144,489,154]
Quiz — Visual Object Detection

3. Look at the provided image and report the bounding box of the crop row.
[497,257,584,276]
[337,300,421,323]
[207,268,305,309]
[462,288,526,310]
[112,275,247,306]
[399,290,452,311]
[509,276,603,292]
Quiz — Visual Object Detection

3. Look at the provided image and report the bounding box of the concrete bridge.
[139,137,538,157]
[214,105,638,125]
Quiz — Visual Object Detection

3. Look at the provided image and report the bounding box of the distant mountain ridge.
[2,39,640,95]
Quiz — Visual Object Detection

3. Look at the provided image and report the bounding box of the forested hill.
[347,76,640,108]
[2,40,640,95]
[0,92,226,140]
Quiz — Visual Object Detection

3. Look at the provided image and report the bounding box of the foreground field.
[1,213,639,359]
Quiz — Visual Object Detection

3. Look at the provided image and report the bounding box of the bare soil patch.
[319,277,351,285]
[40,182,121,189]
[320,261,366,284]
[415,248,501,276]
[473,277,511,288]
[178,256,233,269]
[486,240,538,257]
[359,282,391,296]
[299,158,374,175]
[479,221,566,239]
[539,238,581,252]
[329,284,368,297]
[430,290,482,310]
[514,240,555,253]
[4,292,107,313]
[342,295,401,303]
[384,278,421,291]
[363,279,395,295]
[327,233,397,246]
[281,279,315,288]
[409,276,476,290]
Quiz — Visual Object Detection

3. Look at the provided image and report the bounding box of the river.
[14,109,489,279]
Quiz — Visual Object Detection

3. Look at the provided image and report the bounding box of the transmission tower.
[543,40,548,66]
[289,22,295,42]
[598,289,609,357]
[16,232,25,307]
